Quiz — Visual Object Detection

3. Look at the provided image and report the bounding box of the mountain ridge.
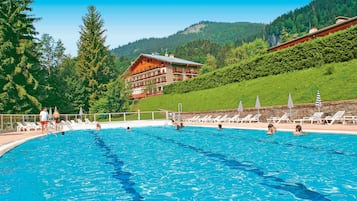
[111,21,265,59]
[112,0,357,60]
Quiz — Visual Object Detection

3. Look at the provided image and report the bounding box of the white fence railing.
[0,111,170,131]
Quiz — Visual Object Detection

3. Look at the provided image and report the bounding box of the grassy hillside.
[164,25,357,94]
[134,59,357,112]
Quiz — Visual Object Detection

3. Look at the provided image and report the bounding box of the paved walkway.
[0,130,47,157]
[1,121,356,157]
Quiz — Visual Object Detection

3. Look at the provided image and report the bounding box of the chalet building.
[122,53,202,99]
[269,16,357,52]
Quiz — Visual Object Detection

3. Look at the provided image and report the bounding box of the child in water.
[96,123,101,130]
[267,123,276,135]
[293,124,305,135]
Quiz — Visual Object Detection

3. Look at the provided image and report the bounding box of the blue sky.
[32,0,312,56]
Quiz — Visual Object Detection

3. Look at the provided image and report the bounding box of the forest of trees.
[172,39,269,74]
[111,21,265,59]
[264,0,357,46]
[0,0,129,114]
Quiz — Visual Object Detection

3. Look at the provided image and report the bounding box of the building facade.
[122,53,202,99]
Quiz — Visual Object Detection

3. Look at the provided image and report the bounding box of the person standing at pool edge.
[53,108,60,131]
[39,107,49,133]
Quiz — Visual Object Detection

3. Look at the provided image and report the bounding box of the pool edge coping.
[1,120,357,157]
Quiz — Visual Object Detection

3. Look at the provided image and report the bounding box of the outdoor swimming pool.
[0,126,356,200]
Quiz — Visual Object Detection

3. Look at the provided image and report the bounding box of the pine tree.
[58,57,83,113]
[76,5,115,112]
[0,0,43,113]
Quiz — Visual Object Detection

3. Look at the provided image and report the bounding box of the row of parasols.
[238,90,322,114]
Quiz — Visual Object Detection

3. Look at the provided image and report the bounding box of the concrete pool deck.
[1,120,357,157]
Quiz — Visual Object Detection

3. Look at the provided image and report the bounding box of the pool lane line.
[91,131,143,201]
[144,132,331,201]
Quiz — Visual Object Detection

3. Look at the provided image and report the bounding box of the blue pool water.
[0,126,356,200]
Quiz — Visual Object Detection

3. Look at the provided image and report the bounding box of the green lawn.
[134,59,357,112]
